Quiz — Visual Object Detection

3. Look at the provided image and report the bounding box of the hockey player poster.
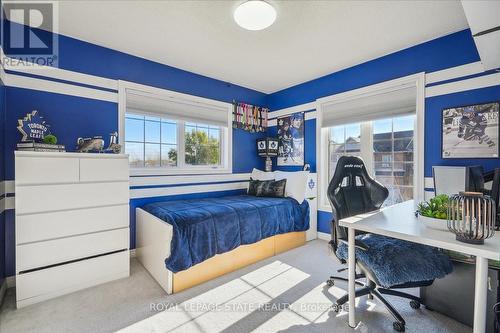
[277,112,304,166]
[442,102,499,158]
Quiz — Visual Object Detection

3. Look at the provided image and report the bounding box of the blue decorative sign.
[17,110,50,142]
[308,178,315,190]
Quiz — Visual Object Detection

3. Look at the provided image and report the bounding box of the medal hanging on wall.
[232,101,269,133]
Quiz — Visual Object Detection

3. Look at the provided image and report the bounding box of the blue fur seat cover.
[336,234,453,288]
[142,195,309,273]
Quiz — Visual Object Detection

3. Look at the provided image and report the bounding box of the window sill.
[130,167,232,177]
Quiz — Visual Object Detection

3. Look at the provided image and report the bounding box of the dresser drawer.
[16,182,129,214]
[15,156,79,185]
[80,158,129,182]
[16,205,129,244]
[16,250,129,308]
[17,228,129,272]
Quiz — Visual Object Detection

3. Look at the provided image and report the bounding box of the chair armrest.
[338,237,369,251]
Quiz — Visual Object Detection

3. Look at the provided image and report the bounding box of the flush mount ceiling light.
[234,1,277,31]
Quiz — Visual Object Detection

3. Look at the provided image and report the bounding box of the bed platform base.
[136,208,306,294]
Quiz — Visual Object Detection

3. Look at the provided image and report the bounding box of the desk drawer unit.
[14,151,130,308]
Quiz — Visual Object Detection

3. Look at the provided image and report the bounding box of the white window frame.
[118,80,233,176]
[316,73,425,212]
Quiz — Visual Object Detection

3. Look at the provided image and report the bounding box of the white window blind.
[127,91,229,127]
[321,85,417,128]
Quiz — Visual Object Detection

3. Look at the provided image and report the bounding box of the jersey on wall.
[277,112,304,166]
[442,102,499,158]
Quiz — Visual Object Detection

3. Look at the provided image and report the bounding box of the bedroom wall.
[264,29,500,235]
[0,22,267,278]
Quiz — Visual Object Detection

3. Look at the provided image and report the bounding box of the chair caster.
[409,300,421,309]
[332,303,340,313]
[393,321,405,332]
[326,279,335,287]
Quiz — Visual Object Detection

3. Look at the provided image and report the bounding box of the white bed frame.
[136,208,306,294]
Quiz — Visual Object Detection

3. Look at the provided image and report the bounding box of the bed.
[136,195,309,294]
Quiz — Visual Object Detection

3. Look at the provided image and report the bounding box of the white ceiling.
[50,1,469,93]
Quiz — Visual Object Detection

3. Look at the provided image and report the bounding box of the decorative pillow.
[250,168,275,181]
[274,170,309,203]
[255,179,287,198]
[247,178,274,196]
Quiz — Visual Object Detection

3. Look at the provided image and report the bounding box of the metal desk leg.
[473,256,488,333]
[348,227,356,328]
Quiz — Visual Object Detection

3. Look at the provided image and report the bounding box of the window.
[120,83,232,175]
[125,114,178,168]
[329,123,361,180]
[373,115,414,206]
[327,115,415,207]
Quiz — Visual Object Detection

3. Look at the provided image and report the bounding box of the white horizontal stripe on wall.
[130,181,248,199]
[0,197,15,214]
[268,101,316,120]
[425,72,500,98]
[130,173,250,187]
[425,61,484,85]
[0,180,15,198]
[4,73,118,103]
[424,177,434,189]
[268,111,317,127]
[1,54,118,91]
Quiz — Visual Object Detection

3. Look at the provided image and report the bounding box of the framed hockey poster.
[442,102,499,158]
[277,112,304,166]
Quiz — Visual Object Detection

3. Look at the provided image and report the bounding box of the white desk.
[339,200,500,333]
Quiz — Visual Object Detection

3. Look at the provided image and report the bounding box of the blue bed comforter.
[142,195,309,272]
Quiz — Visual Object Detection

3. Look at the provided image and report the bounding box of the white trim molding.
[130,181,248,199]
[268,101,316,119]
[130,173,250,187]
[4,73,118,103]
[426,71,500,98]
[425,61,484,85]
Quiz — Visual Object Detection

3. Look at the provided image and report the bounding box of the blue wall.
[266,29,500,233]
[266,30,480,110]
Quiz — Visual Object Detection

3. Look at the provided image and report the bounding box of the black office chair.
[326,156,434,332]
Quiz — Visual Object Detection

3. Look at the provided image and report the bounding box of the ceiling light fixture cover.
[234,1,277,31]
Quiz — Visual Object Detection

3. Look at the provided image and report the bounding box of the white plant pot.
[418,215,449,231]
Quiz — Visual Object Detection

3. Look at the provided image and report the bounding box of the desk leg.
[473,256,488,333]
[348,227,356,328]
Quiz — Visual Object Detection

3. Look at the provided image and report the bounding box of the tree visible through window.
[125,114,222,169]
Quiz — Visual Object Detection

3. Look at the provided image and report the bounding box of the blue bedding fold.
[142,195,310,272]
[336,234,453,288]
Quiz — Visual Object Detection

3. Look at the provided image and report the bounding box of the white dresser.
[15,151,130,308]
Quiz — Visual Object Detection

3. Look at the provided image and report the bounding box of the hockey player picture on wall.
[277,112,305,166]
[442,102,499,158]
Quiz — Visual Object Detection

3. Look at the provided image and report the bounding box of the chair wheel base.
[332,303,340,313]
[409,300,421,309]
[393,321,405,332]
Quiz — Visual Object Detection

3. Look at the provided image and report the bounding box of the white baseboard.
[317,232,330,241]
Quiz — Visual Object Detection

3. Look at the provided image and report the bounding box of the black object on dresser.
[421,261,500,333]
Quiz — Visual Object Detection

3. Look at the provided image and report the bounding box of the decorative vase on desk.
[447,192,496,245]
[417,215,449,231]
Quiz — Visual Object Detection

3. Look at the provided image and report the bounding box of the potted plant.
[416,194,449,231]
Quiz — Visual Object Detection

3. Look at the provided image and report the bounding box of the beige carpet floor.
[0,240,470,333]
